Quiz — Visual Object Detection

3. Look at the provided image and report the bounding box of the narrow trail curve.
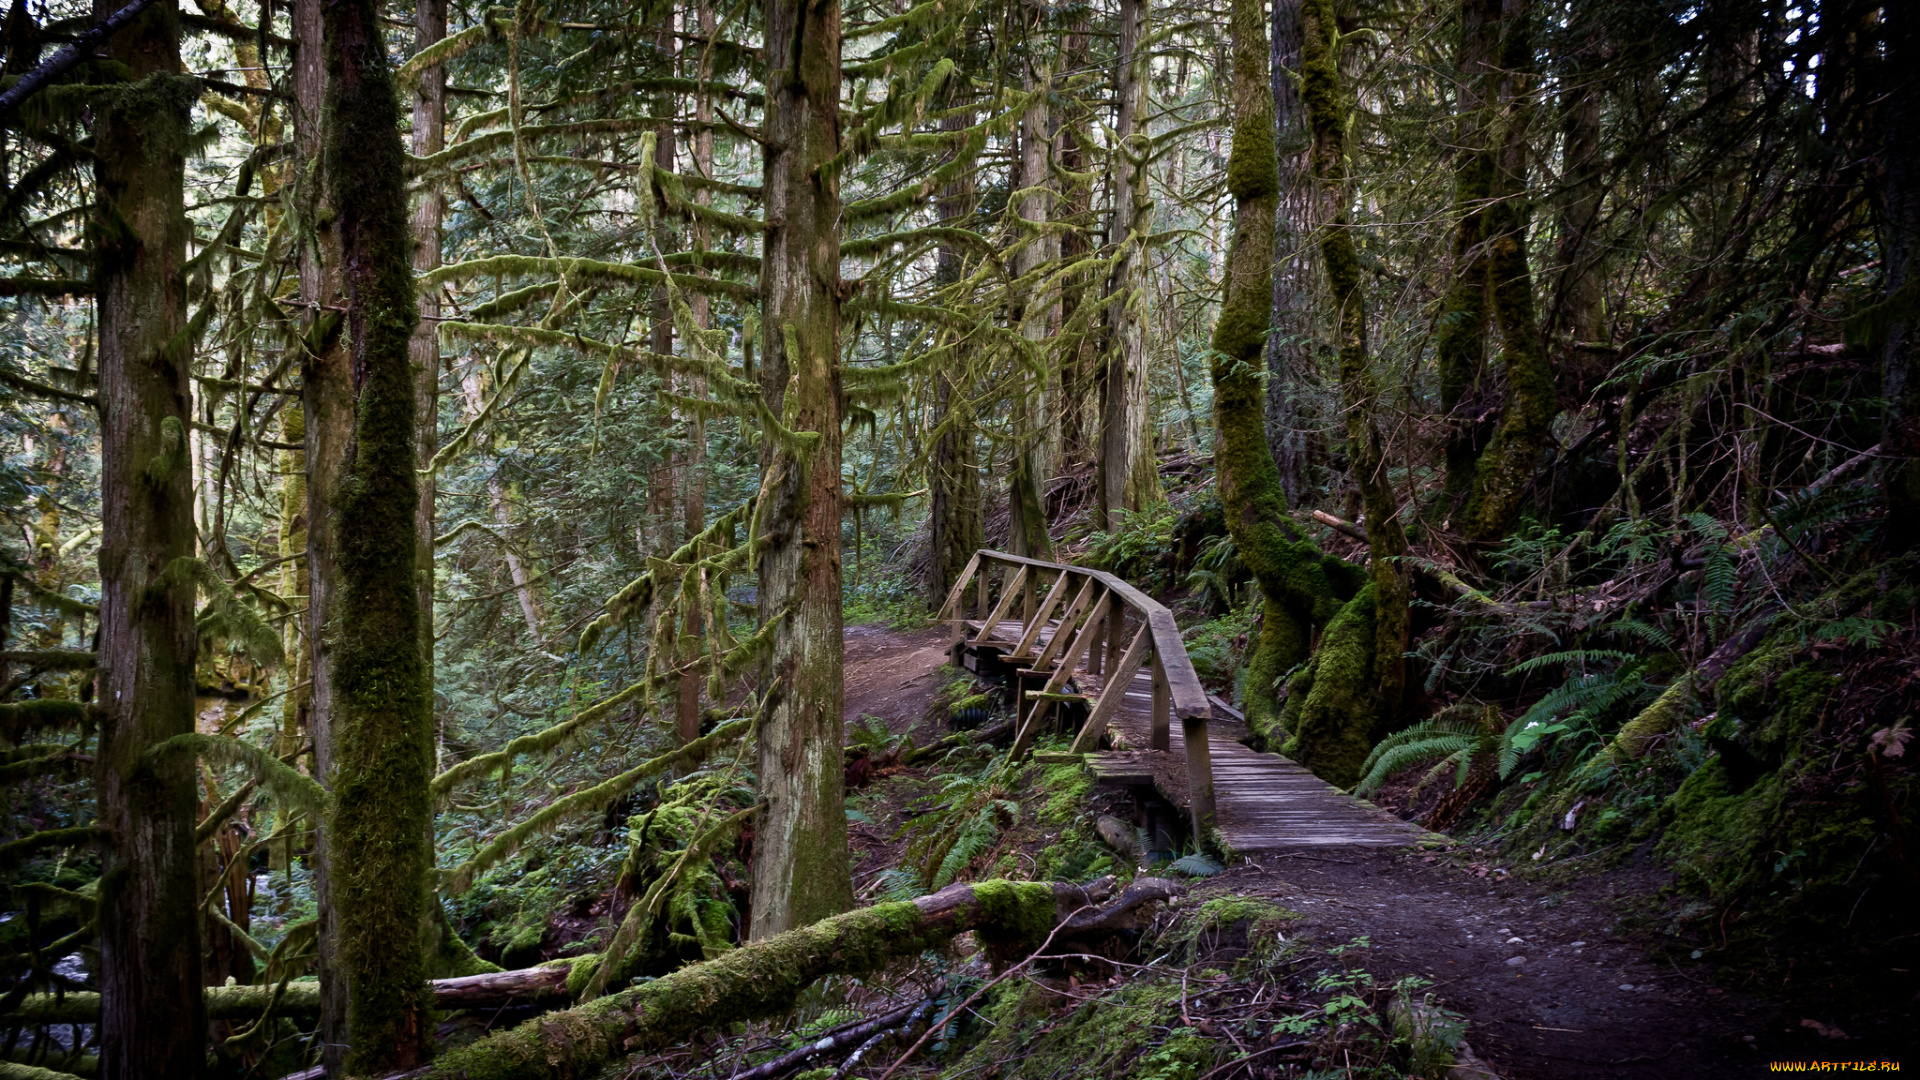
[836,623,1884,1079]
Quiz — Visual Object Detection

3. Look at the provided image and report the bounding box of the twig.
[874,904,1096,1080]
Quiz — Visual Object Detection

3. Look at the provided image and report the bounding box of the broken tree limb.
[388,878,1181,1080]
[730,994,932,1080]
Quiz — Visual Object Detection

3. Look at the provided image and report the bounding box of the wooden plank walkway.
[967,617,1431,855]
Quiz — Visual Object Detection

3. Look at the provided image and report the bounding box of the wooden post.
[1085,597,1106,675]
[1022,567,1037,624]
[1182,712,1215,838]
[1105,594,1125,674]
[976,557,990,621]
[1150,653,1170,752]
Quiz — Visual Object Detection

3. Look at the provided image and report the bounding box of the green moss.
[1038,761,1093,824]
[1288,585,1380,787]
[944,978,1214,1079]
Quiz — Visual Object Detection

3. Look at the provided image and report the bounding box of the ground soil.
[836,622,1919,1079]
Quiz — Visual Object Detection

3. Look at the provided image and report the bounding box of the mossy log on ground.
[5,965,574,1024]
[1596,611,1778,764]
[385,878,1178,1080]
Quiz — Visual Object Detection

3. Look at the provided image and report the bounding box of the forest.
[0,0,1914,1073]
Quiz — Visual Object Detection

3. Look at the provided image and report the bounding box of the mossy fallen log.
[388,878,1176,1080]
[4,965,574,1024]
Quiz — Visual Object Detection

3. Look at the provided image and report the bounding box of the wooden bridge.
[934,550,1430,855]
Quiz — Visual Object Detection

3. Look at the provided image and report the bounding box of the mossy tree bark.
[1208,0,1361,750]
[322,0,435,1068]
[90,2,204,1075]
[749,0,854,938]
[928,111,982,600]
[1288,0,1414,785]
[1265,0,1316,507]
[1884,0,1920,549]
[410,0,445,738]
[291,0,355,1061]
[1096,0,1164,530]
[399,880,1128,1080]
[1459,0,1555,546]
[1435,0,1499,518]
[1544,0,1609,405]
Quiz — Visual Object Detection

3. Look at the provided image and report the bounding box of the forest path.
[837,621,1876,1078]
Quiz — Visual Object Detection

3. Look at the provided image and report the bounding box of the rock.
[1568,941,1586,948]
[1504,956,1526,966]
[1504,936,1523,944]
[1618,983,1635,991]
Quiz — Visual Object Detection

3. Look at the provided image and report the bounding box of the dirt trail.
[836,624,1914,1077]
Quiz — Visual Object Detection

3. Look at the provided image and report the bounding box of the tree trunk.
[1265,0,1315,507]
[1435,0,1498,519]
[1884,0,1920,548]
[321,0,434,1068]
[411,0,445,743]
[1096,0,1163,530]
[750,0,854,938]
[1208,0,1362,751]
[927,109,981,600]
[1545,0,1608,406]
[90,2,203,1075]
[1460,0,1555,546]
[678,0,713,744]
[292,0,355,1062]
[1287,0,1414,785]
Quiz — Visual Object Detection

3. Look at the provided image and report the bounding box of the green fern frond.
[1355,727,1477,794]
[1504,649,1635,678]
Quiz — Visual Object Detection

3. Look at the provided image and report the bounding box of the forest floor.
[835,620,1914,1079]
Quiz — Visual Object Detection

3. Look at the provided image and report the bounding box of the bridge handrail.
[933,548,1217,833]
[934,549,1210,720]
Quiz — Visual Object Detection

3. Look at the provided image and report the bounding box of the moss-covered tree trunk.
[291,0,355,1061]
[679,0,714,743]
[1545,0,1609,405]
[90,2,204,1075]
[750,0,854,938]
[1265,0,1316,507]
[1096,0,1163,530]
[927,109,980,600]
[1884,0,1920,549]
[1208,0,1360,750]
[1435,0,1498,518]
[322,0,434,1068]
[1459,0,1554,545]
[1286,0,1414,785]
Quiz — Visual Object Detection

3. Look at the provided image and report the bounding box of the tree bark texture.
[1884,0,1920,548]
[750,0,854,938]
[1097,0,1163,530]
[89,1,204,1075]
[411,0,445,731]
[292,0,355,1061]
[927,108,980,600]
[1287,0,1414,785]
[322,0,434,1068]
[1208,0,1361,752]
[1435,0,1498,518]
[1459,0,1555,545]
[1265,0,1315,507]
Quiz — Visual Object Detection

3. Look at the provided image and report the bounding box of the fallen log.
[390,877,1181,1080]
[730,994,931,1080]
[5,964,573,1024]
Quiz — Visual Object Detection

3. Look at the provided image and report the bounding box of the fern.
[1603,618,1677,650]
[1504,649,1635,678]
[1354,714,1483,795]
[1168,852,1223,878]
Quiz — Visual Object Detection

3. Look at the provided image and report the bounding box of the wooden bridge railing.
[934,549,1215,834]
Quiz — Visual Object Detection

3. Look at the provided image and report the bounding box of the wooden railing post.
[1022,569,1037,625]
[1182,712,1215,838]
[1105,594,1125,675]
[1150,653,1170,752]
[976,558,990,621]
